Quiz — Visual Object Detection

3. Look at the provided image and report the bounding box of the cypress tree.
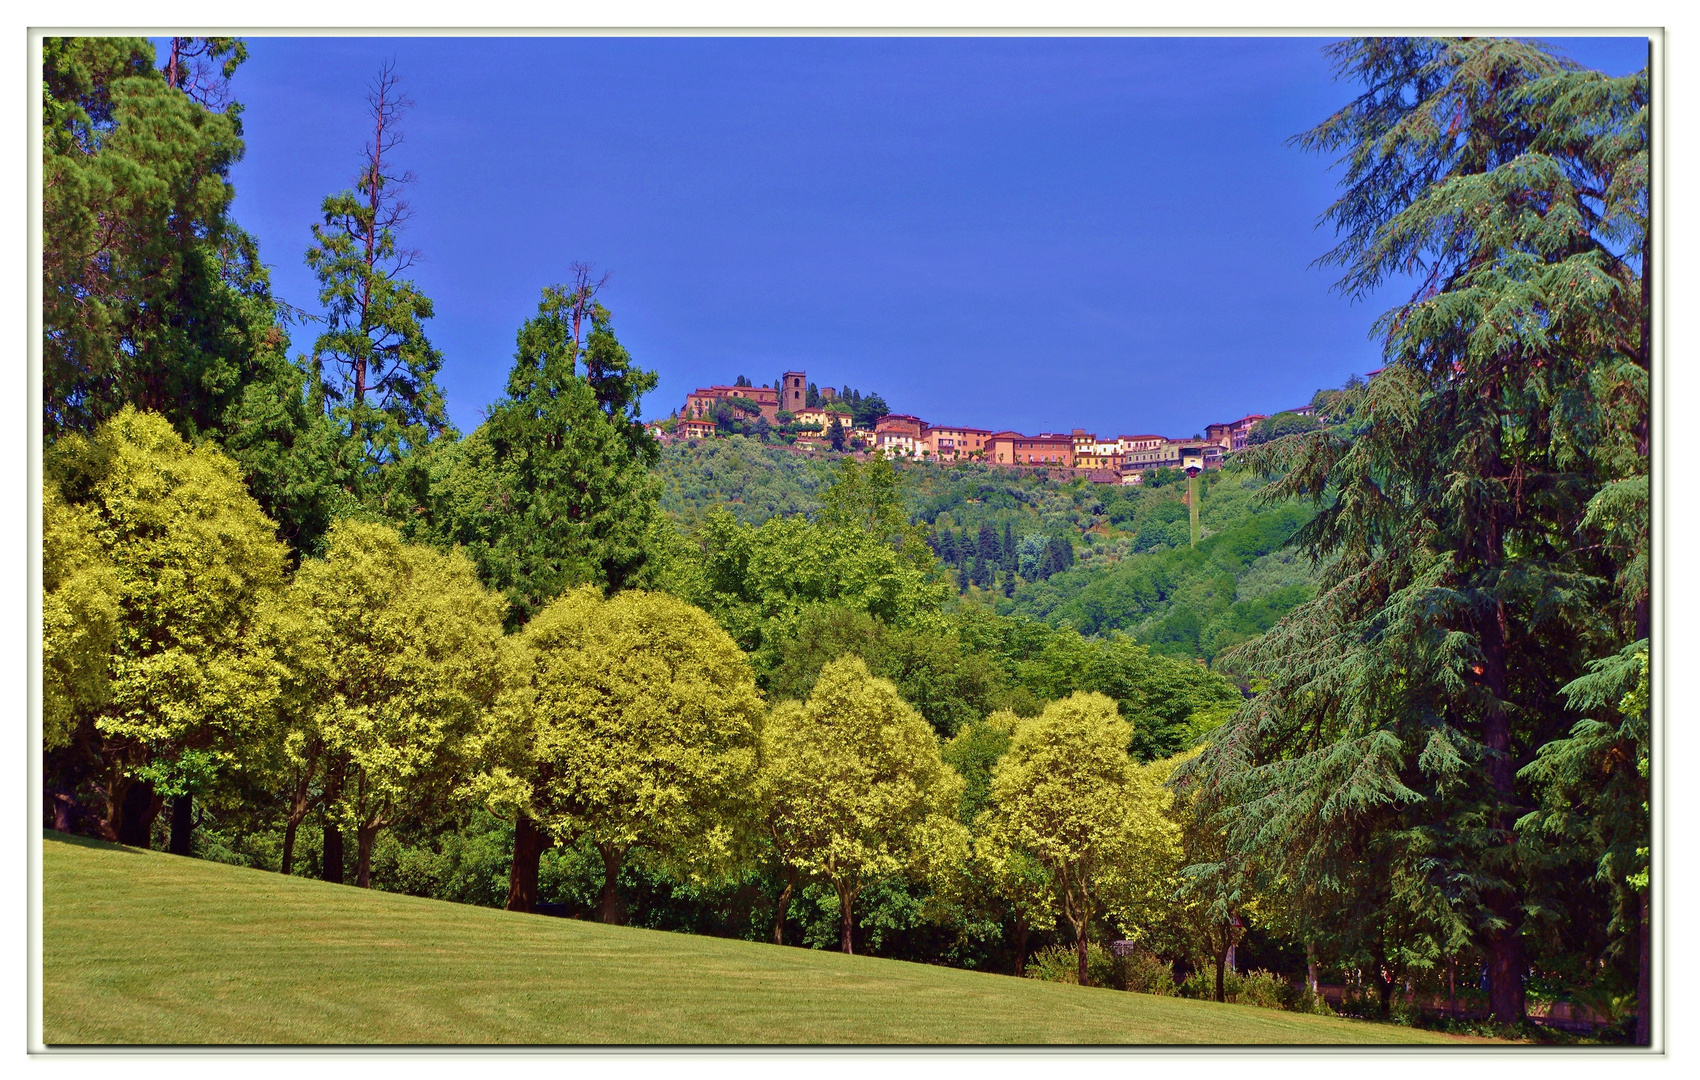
[1039,535,1074,580]
[935,529,957,565]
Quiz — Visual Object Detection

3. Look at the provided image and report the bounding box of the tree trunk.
[279,758,319,877]
[281,818,299,876]
[1479,600,1527,1025]
[1485,914,1526,1023]
[322,763,344,883]
[48,789,81,834]
[1214,927,1229,1003]
[1076,925,1090,987]
[598,843,623,925]
[1307,941,1320,995]
[355,822,380,889]
[506,813,546,914]
[1013,913,1030,977]
[836,882,855,954]
[772,871,796,946]
[169,793,193,855]
[323,813,344,884]
[1636,888,1651,1045]
[117,779,157,847]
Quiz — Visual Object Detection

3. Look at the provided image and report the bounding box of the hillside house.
[873,414,928,458]
[987,431,1075,467]
[1205,414,1266,451]
[683,385,782,424]
[924,424,992,462]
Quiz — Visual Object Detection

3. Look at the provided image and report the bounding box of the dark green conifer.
[416,280,660,627]
[42,36,275,444]
[305,63,449,486]
[1183,38,1649,1030]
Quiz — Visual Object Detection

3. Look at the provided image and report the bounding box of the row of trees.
[39,25,1246,966]
[41,35,669,855]
[45,407,1239,981]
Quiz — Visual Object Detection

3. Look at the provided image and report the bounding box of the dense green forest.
[40,36,1650,1042]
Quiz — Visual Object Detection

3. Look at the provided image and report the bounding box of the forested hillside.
[659,439,1321,667]
[656,437,837,527]
[1001,475,1319,664]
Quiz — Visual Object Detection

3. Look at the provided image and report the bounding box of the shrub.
[1287,986,1336,1015]
[1117,949,1177,996]
[1178,965,1241,1001]
[1024,943,1118,988]
[1175,966,1318,1013]
[1236,969,1288,1009]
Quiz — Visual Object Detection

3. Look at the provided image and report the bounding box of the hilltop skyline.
[219,35,1650,437]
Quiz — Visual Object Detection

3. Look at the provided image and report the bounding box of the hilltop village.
[653,369,1313,485]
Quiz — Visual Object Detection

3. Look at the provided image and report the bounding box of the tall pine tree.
[304,62,449,498]
[42,36,281,444]
[415,276,660,627]
[1184,38,1649,1029]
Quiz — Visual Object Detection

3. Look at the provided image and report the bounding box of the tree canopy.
[272,519,508,887]
[43,407,288,844]
[42,36,284,445]
[414,282,661,626]
[479,587,763,921]
[757,656,966,953]
[304,63,450,488]
[981,693,1174,985]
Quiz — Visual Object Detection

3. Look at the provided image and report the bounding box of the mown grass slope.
[42,832,1469,1045]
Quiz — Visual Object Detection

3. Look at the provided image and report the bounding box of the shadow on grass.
[42,829,146,854]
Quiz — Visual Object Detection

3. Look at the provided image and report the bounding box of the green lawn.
[42,831,1475,1045]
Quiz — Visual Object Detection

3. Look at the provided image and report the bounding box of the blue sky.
[218,35,1650,438]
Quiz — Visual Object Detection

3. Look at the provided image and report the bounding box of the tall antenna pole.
[1183,448,1204,547]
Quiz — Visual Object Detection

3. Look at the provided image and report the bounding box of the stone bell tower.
[782,371,807,413]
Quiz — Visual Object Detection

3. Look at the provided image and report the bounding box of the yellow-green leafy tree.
[41,485,118,759]
[981,693,1174,986]
[476,587,763,919]
[757,656,967,953]
[944,709,1046,974]
[42,407,289,846]
[277,519,507,887]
